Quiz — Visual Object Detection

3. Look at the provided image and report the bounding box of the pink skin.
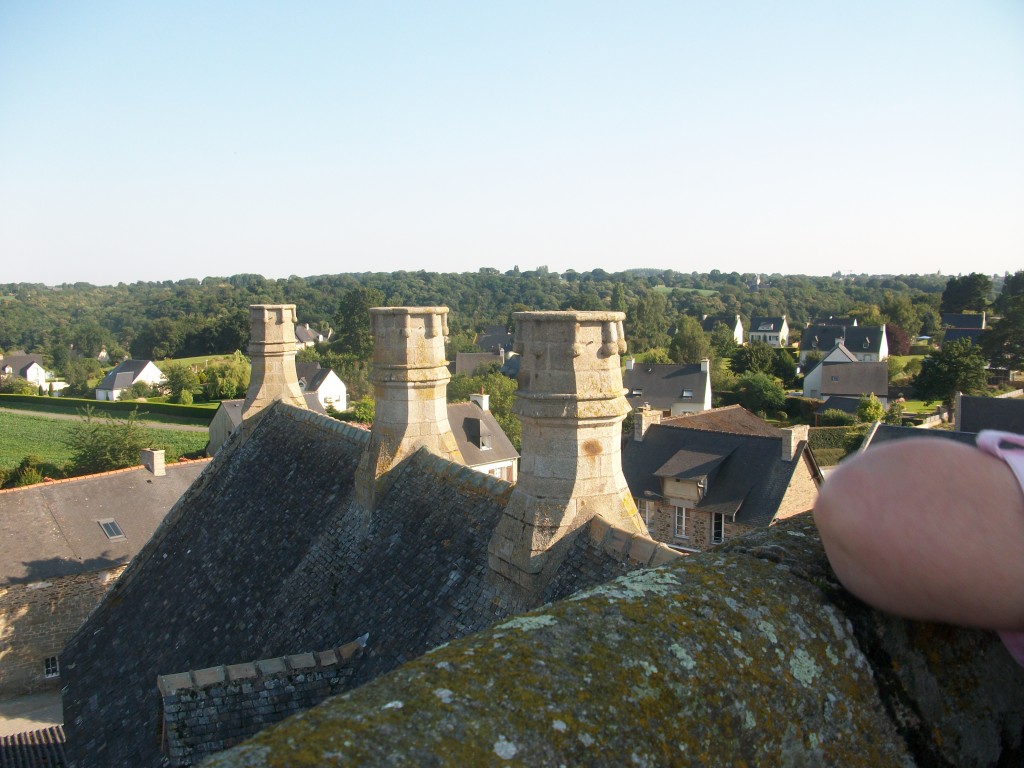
[813,438,1024,632]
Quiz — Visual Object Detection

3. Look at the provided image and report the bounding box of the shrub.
[818,409,857,427]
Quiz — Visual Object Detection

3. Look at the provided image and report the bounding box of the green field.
[0,411,209,473]
[153,354,236,371]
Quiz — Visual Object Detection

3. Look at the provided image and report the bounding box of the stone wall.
[0,567,123,696]
[640,503,753,552]
[158,638,366,767]
[774,451,821,522]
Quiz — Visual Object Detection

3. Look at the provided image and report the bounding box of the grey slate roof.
[861,423,978,449]
[622,364,708,413]
[958,395,1024,435]
[453,351,503,376]
[943,328,983,346]
[810,315,857,327]
[660,405,781,437]
[699,314,739,333]
[447,401,519,467]
[621,424,806,528]
[819,361,889,399]
[842,325,886,355]
[799,325,845,353]
[816,396,862,416]
[750,316,785,333]
[0,353,45,378]
[0,460,210,585]
[942,312,986,329]
[0,725,66,768]
[474,325,513,353]
[96,359,156,391]
[61,405,637,768]
[295,362,333,392]
[215,392,326,432]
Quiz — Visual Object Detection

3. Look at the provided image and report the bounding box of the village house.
[0,352,50,389]
[622,358,712,416]
[94,359,164,401]
[295,361,347,410]
[452,349,505,376]
[293,323,330,348]
[700,314,744,346]
[747,315,789,347]
[622,405,821,551]
[799,325,888,364]
[0,453,208,697]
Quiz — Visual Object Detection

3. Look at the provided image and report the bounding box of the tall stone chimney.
[780,425,809,461]
[634,404,661,442]
[354,307,463,511]
[489,311,648,593]
[241,305,307,432]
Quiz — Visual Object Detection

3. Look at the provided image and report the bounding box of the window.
[830,375,839,382]
[44,656,59,678]
[640,499,654,525]
[682,389,694,398]
[98,519,125,541]
[674,507,688,539]
[712,513,725,544]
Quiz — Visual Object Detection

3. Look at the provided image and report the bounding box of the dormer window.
[682,389,694,398]
[863,338,871,349]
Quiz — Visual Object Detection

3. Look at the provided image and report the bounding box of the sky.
[1,1,1022,287]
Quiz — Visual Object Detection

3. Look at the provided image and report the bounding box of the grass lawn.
[153,354,237,371]
[0,396,215,424]
[897,398,938,415]
[0,411,209,473]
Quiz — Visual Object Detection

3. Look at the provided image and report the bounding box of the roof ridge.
[586,516,679,568]
[277,402,371,446]
[409,447,514,498]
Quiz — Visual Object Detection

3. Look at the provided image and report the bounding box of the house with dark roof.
[474,325,513,354]
[798,325,846,363]
[0,454,209,697]
[942,312,987,330]
[802,341,887,401]
[452,349,505,376]
[447,394,519,482]
[94,359,164,401]
[60,306,675,767]
[294,323,330,348]
[747,316,789,347]
[955,394,1024,435]
[622,359,711,416]
[700,314,744,345]
[810,315,858,328]
[622,406,820,551]
[0,353,50,389]
[943,327,985,347]
[295,361,346,410]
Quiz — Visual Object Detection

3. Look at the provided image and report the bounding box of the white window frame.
[712,513,725,544]
[44,656,59,678]
[673,506,688,539]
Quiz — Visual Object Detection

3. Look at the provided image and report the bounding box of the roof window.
[98,519,126,541]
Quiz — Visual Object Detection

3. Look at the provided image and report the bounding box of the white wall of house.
[301,370,347,411]
[668,374,712,416]
[135,361,166,387]
[469,458,518,484]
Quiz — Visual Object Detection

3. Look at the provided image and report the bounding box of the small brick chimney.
[241,305,307,433]
[354,307,463,511]
[489,311,648,593]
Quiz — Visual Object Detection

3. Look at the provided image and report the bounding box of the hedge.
[808,424,869,453]
[0,394,215,421]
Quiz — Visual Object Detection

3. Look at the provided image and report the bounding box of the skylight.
[98,519,126,541]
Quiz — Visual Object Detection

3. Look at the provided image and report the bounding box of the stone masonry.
[241,304,307,431]
[158,637,367,767]
[354,306,463,511]
[489,311,648,594]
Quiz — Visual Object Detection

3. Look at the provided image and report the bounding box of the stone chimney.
[140,449,165,477]
[700,358,710,372]
[634,404,661,442]
[489,311,648,594]
[470,392,490,412]
[781,425,809,461]
[354,307,463,511]
[241,305,307,434]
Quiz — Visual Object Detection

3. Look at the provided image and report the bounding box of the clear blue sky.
[1,1,1022,286]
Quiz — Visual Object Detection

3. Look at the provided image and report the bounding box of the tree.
[914,339,988,413]
[708,323,738,360]
[65,407,150,475]
[351,396,375,424]
[448,369,521,451]
[980,296,1024,373]
[995,271,1024,313]
[162,362,199,403]
[731,341,775,376]
[772,350,798,388]
[941,273,991,313]
[886,325,912,356]
[668,316,712,364]
[881,292,919,336]
[0,376,39,395]
[883,401,905,425]
[856,393,885,423]
[626,290,671,352]
[735,372,786,414]
[333,287,385,359]
[203,351,251,400]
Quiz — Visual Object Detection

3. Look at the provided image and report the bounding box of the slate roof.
[0,460,210,585]
[802,343,858,376]
[818,361,888,399]
[810,315,857,327]
[943,328,983,346]
[294,324,328,345]
[622,364,708,413]
[942,312,986,329]
[96,359,157,391]
[447,401,519,467]
[215,393,327,433]
[474,325,513,353]
[621,424,806,527]
[660,405,781,437]
[799,326,845,354]
[861,423,978,449]
[0,725,66,768]
[816,396,862,416]
[958,395,1024,435]
[750,316,785,333]
[842,325,886,355]
[61,405,637,767]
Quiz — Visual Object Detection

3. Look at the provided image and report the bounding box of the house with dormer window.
[622,359,712,416]
[747,316,789,347]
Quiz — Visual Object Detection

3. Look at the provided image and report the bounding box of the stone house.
[61,306,674,767]
[94,359,164,401]
[622,406,821,551]
[0,453,208,696]
[747,315,789,347]
[623,359,712,416]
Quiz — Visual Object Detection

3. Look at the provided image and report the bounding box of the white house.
[95,360,165,401]
[295,362,347,411]
[0,354,50,389]
[623,359,713,416]
[748,316,789,347]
